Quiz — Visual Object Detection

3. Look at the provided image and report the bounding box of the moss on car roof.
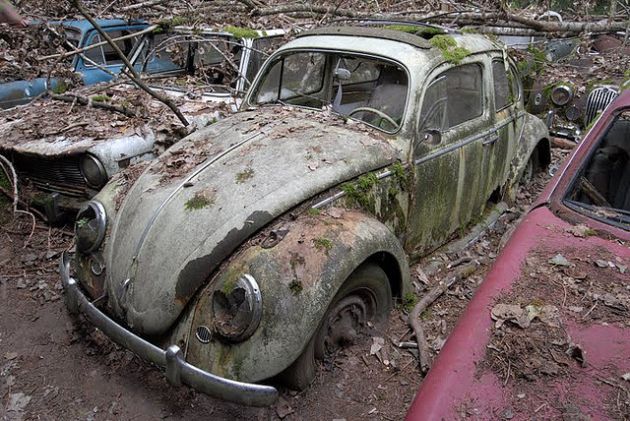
[297,26,432,49]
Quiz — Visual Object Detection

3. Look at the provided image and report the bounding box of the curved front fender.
[181,209,410,382]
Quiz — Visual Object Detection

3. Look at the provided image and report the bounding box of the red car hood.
[408,205,630,420]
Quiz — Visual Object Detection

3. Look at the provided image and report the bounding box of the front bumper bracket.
[60,252,279,407]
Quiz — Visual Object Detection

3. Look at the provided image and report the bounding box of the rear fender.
[507,113,550,194]
[179,209,410,382]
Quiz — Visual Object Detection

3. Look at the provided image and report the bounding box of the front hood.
[105,108,399,335]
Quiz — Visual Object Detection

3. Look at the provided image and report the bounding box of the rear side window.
[493,60,511,110]
[420,63,483,131]
[84,30,135,66]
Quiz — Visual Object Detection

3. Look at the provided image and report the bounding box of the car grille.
[11,153,89,198]
[584,86,618,127]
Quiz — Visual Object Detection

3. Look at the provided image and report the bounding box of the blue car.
[0,19,154,109]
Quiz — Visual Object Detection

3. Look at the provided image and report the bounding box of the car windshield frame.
[561,106,630,231]
[248,48,410,135]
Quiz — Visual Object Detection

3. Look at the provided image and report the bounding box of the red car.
[408,89,630,420]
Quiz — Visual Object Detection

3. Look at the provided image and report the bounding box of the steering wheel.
[349,107,398,130]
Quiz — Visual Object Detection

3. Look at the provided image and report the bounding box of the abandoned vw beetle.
[61,25,550,406]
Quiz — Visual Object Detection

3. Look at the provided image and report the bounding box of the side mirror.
[334,68,351,81]
[423,129,442,145]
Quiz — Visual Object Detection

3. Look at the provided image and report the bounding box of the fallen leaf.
[4,352,18,360]
[275,397,294,419]
[549,254,571,267]
[370,337,385,355]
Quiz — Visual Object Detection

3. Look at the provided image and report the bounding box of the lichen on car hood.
[104,106,400,335]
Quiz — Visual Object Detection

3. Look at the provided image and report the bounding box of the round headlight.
[550,84,573,107]
[75,201,107,253]
[211,274,262,343]
[80,154,108,189]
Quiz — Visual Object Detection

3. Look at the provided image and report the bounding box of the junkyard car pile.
[0,19,150,109]
[0,25,284,221]
[58,23,551,405]
[407,89,630,420]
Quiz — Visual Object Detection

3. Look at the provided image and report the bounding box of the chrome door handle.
[482,135,499,146]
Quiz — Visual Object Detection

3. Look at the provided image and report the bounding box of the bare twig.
[0,154,19,214]
[72,1,189,126]
[408,262,478,373]
[38,25,158,61]
[51,93,136,117]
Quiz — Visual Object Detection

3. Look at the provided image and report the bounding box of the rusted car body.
[0,27,284,221]
[60,25,550,405]
[407,89,630,420]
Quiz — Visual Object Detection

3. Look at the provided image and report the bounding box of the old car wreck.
[0,26,284,221]
[407,89,630,420]
[60,23,551,406]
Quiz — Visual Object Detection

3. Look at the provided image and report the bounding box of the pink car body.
[407,90,630,420]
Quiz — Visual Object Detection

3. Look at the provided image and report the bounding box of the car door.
[481,57,520,198]
[407,61,492,256]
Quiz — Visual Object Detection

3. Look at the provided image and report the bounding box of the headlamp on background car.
[80,154,108,189]
[211,274,262,343]
[75,201,107,254]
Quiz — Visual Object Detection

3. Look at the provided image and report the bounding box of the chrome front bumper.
[59,253,278,407]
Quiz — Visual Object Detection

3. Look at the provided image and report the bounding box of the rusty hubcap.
[316,291,377,358]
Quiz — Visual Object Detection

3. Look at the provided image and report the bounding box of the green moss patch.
[223,26,259,40]
[430,35,471,65]
[342,172,380,209]
[402,292,418,312]
[289,279,303,295]
[307,208,321,217]
[235,168,254,184]
[185,190,215,211]
[313,237,333,253]
[385,25,442,37]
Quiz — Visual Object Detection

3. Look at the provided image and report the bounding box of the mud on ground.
[0,148,564,420]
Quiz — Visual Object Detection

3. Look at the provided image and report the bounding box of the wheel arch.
[179,209,411,383]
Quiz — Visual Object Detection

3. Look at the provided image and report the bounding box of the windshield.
[564,109,630,230]
[252,51,408,133]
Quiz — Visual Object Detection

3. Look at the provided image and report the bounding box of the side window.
[246,36,284,85]
[83,30,134,66]
[492,60,511,110]
[508,66,520,103]
[420,63,483,133]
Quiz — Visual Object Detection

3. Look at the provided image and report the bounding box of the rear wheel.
[521,150,540,185]
[279,263,392,390]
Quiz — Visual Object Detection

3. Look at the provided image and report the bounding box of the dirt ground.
[0,148,567,421]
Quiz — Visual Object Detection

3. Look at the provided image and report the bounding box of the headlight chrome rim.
[80,154,108,189]
[550,84,573,107]
[75,201,107,254]
[211,274,263,343]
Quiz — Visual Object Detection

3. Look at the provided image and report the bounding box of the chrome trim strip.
[313,111,526,209]
[60,253,278,407]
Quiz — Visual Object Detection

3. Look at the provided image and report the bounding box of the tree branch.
[71,0,189,127]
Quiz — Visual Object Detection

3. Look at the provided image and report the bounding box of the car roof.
[296,25,500,55]
[57,19,146,34]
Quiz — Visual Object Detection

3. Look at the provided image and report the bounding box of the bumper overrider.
[59,252,279,407]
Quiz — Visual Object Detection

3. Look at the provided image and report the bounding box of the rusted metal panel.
[182,209,409,382]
